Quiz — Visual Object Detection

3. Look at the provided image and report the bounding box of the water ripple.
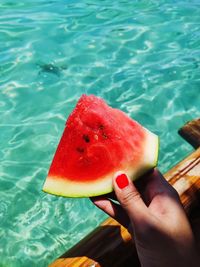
[0,0,200,266]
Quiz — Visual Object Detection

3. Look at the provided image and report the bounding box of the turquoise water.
[0,0,200,266]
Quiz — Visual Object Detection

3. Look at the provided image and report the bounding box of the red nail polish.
[116,174,129,189]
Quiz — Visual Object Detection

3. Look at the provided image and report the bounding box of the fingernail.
[116,174,129,189]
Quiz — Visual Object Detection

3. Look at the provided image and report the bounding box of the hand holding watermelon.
[92,169,199,267]
[43,94,199,266]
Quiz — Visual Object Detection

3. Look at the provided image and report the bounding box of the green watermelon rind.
[43,130,159,198]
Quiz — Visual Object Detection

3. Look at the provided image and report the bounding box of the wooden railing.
[49,118,200,267]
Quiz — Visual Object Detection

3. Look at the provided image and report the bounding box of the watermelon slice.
[43,94,159,197]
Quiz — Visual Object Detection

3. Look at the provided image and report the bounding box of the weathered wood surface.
[49,119,200,267]
[179,118,200,149]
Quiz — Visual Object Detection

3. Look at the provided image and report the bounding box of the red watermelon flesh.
[43,95,159,197]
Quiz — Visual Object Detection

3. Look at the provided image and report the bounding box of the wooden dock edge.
[178,118,200,149]
[49,118,200,267]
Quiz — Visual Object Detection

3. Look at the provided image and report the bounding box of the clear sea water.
[0,0,200,266]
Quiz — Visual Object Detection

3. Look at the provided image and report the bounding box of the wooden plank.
[165,148,200,213]
[178,118,200,148]
[49,118,200,267]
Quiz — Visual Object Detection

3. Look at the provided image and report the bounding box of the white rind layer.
[43,129,159,197]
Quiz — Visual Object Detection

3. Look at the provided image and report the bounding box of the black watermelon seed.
[102,133,108,139]
[83,134,90,143]
[76,147,85,153]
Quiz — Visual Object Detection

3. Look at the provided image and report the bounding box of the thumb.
[113,172,149,223]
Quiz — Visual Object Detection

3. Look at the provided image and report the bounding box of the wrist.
[139,247,199,267]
